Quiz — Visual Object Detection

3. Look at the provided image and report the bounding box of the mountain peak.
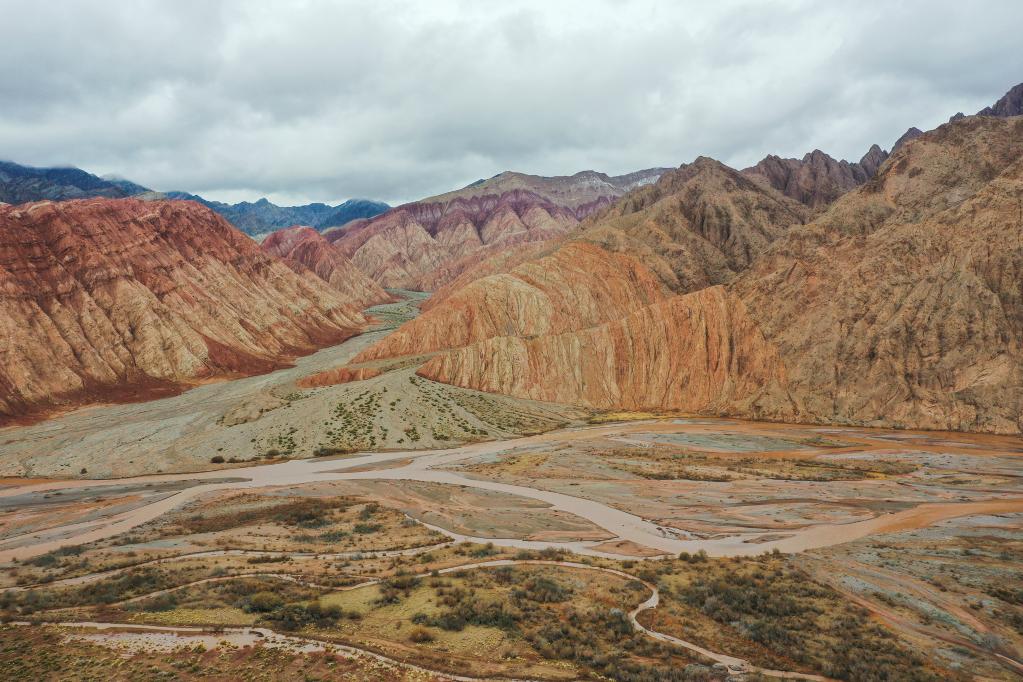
[978,82,1023,117]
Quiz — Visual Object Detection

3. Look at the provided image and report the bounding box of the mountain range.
[0,198,366,419]
[353,81,1023,434]
[322,167,670,290]
[0,161,389,236]
[2,82,1022,432]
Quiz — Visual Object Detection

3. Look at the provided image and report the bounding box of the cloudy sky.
[1,0,1021,206]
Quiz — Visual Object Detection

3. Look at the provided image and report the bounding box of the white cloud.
[0,0,1020,205]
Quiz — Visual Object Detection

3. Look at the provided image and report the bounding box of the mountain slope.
[413,114,1023,433]
[356,158,807,362]
[733,114,1023,432]
[260,226,392,309]
[0,199,366,420]
[330,168,670,290]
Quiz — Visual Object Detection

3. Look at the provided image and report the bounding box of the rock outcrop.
[0,199,366,420]
[892,127,924,152]
[260,226,391,309]
[978,82,1023,118]
[742,146,889,209]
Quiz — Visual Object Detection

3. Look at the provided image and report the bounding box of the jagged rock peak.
[978,82,1023,117]
[892,127,924,152]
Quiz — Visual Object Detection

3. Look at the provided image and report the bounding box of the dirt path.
[823,579,1023,677]
[6,541,452,592]
[22,559,837,681]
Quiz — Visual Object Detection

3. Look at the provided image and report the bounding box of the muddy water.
[2,419,1022,562]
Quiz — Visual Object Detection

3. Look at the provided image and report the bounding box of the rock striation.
[331,168,670,290]
[419,286,786,412]
[742,146,889,209]
[260,226,392,309]
[369,114,1023,434]
[357,157,807,362]
[0,199,366,420]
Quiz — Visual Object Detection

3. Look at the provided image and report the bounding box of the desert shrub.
[262,602,342,630]
[408,626,435,643]
[245,591,284,613]
[514,577,572,604]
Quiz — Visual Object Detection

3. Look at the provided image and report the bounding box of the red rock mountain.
[260,226,392,309]
[329,168,669,290]
[360,114,1023,434]
[355,157,808,362]
[0,199,366,420]
[742,145,889,209]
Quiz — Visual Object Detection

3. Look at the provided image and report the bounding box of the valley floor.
[1,292,1022,680]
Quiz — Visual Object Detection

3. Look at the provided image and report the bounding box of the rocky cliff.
[0,199,366,420]
[742,146,889,209]
[260,226,391,309]
[419,286,786,412]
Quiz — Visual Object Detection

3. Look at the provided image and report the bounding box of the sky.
[1,1,1021,206]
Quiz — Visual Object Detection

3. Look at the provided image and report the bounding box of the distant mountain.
[153,192,387,236]
[328,167,671,290]
[0,160,389,237]
[159,192,389,237]
[0,160,143,204]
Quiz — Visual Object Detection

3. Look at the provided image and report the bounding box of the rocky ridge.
[369,114,1023,434]
[0,199,366,420]
[260,226,392,309]
[330,168,671,290]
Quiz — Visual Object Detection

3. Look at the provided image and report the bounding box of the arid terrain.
[2,308,1022,679]
[2,17,1023,678]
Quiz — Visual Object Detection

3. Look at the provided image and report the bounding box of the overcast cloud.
[1,0,1020,205]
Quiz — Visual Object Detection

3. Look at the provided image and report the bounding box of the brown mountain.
[260,226,392,309]
[742,145,889,209]
[366,114,1023,434]
[978,82,1023,117]
[0,199,366,421]
[355,157,807,362]
[329,168,669,290]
